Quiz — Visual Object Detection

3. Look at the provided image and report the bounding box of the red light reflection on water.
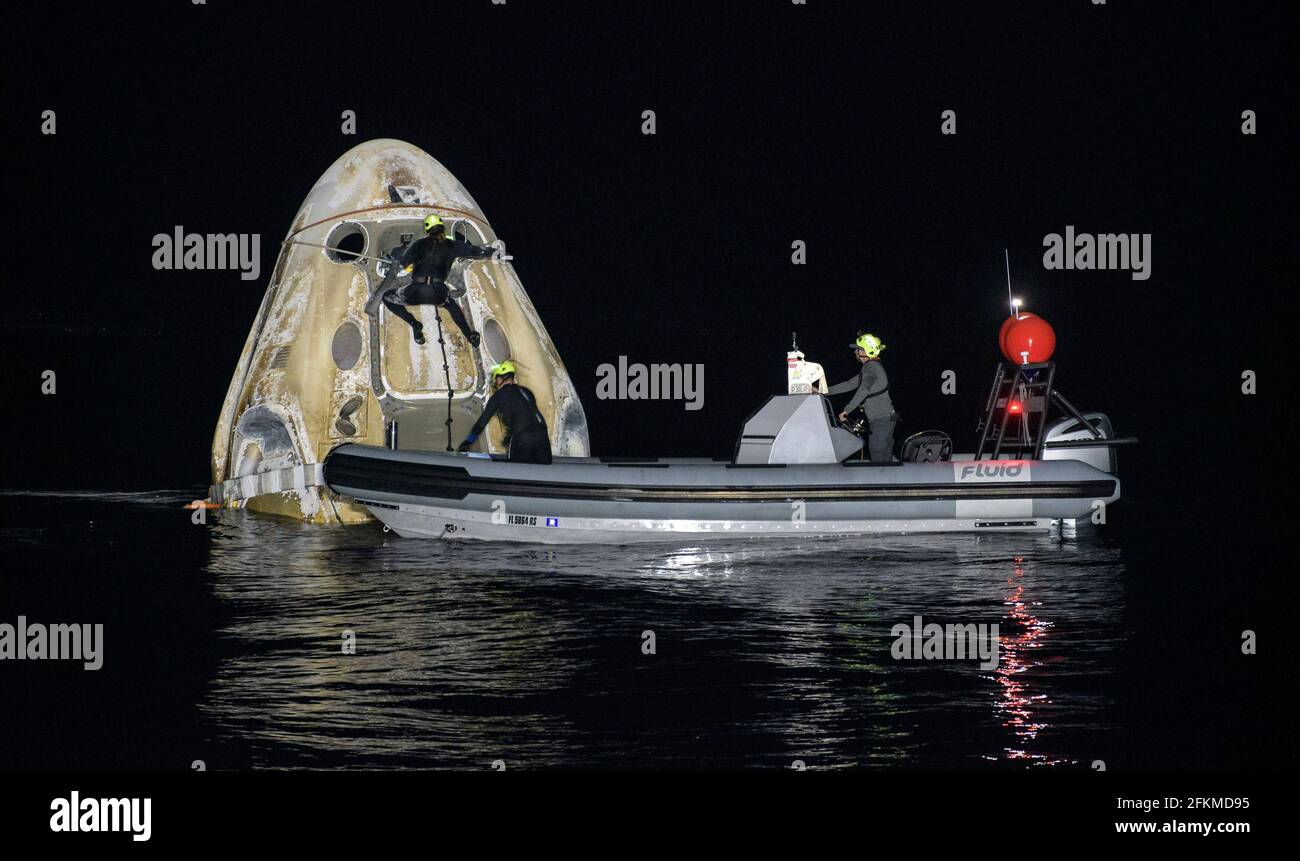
[989,555,1067,766]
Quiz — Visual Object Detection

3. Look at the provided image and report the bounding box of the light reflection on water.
[198,510,1126,769]
[994,556,1056,764]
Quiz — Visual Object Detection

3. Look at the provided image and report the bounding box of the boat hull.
[324,444,1120,544]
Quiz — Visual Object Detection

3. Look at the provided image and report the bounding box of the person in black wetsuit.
[457,361,553,464]
[366,214,498,346]
[828,332,897,462]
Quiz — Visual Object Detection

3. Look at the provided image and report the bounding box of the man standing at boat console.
[829,333,897,462]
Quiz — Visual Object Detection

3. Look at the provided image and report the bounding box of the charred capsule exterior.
[210,139,589,523]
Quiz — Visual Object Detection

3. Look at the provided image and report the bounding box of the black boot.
[467,331,480,348]
[412,323,426,345]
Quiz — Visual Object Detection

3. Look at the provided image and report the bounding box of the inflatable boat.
[323,351,1129,543]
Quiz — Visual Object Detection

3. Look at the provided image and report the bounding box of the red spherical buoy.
[998,313,1040,361]
[998,315,1017,351]
[1002,314,1056,363]
[998,313,1035,359]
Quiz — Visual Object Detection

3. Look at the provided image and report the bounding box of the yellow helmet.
[423,214,445,233]
[852,333,885,358]
[490,360,517,379]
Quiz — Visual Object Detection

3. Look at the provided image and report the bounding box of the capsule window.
[331,322,363,370]
[482,318,511,364]
[326,222,366,263]
[453,219,485,244]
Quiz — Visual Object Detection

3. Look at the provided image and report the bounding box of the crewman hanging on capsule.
[828,332,898,462]
[458,361,553,464]
[366,214,499,346]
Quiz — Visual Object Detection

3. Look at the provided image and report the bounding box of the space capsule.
[209,139,589,523]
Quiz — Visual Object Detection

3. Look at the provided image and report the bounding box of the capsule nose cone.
[291,139,488,239]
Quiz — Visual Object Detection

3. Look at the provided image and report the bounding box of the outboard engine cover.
[1043,412,1117,474]
[900,431,953,463]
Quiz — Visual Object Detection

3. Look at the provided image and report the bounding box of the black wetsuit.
[828,359,897,462]
[467,383,552,464]
[379,234,495,339]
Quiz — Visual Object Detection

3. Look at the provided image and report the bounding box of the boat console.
[733,395,866,465]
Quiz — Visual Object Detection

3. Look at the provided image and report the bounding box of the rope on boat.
[433,309,455,452]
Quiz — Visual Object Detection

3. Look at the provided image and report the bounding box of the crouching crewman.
[457,361,553,464]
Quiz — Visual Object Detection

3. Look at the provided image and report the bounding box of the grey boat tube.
[323,444,1120,544]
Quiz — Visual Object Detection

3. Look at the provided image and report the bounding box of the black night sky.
[8,0,1296,530]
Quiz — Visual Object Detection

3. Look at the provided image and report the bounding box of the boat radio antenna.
[1004,248,1015,318]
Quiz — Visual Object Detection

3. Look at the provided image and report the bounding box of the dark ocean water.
[3,487,1277,771]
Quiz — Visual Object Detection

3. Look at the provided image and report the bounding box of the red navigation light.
[1008,401,1023,414]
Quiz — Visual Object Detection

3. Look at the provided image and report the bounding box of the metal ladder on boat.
[974,361,1105,460]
